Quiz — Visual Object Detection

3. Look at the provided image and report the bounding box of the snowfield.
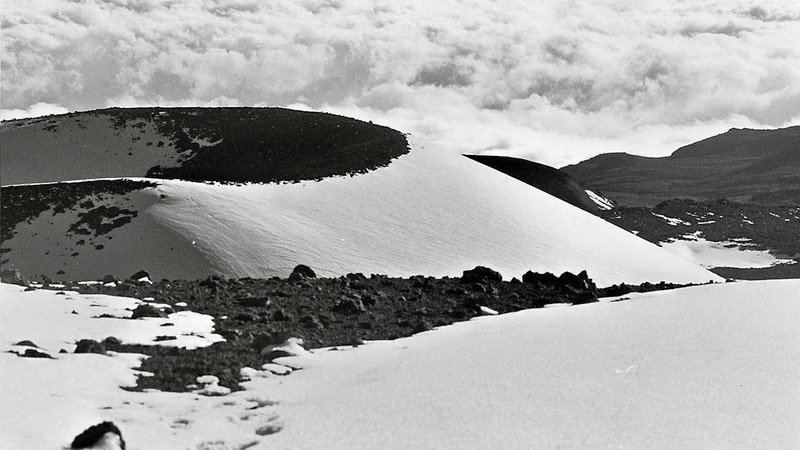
[660,233,798,269]
[1,280,798,449]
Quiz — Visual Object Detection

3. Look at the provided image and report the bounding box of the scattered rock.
[255,421,283,436]
[461,266,502,284]
[131,304,167,319]
[288,264,316,281]
[102,274,119,284]
[13,340,39,348]
[413,319,433,333]
[332,297,366,314]
[521,270,597,303]
[558,270,598,303]
[271,308,293,321]
[0,269,29,287]
[102,336,122,351]
[297,314,322,329]
[70,421,125,450]
[128,270,150,281]
[18,348,53,359]
[74,339,107,354]
[522,271,560,287]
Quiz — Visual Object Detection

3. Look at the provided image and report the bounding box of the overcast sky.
[2,0,799,166]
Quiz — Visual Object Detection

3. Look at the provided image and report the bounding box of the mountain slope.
[464,154,601,212]
[561,126,800,206]
[1,108,721,285]
[0,107,408,186]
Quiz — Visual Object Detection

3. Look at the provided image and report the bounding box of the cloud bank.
[3,0,799,165]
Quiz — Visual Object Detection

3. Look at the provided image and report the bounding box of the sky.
[2,0,799,166]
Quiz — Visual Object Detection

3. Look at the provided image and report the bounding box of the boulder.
[102,274,119,284]
[332,297,366,314]
[19,349,52,359]
[289,264,316,281]
[131,304,167,319]
[0,269,29,287]
[300,315,324,329]
[128,270,150,280]
[70,422,125,450]
[74,339,107,354]
[461,266,502,284]
[522,271,560,287]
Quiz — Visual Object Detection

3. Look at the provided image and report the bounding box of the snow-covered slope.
[2,280,797,449]
[3,135,721,285]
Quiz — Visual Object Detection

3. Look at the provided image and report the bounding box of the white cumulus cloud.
[2,0,799,165]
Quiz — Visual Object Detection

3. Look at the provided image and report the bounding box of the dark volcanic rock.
[102,274,119,284]
[522,271,560,287]
[461,266,502,284]
[18,348,53,359]
[0,269,29,287]
[300,315,324,329]
[332,297,366,314]
[74,339,107,354]
[522,270,598,303]
[289,264,316,281]
[70,421,125,449]
[559,270,598,303]
[59,268,692,394]
[128,270,150,281]
[131,304,167,319]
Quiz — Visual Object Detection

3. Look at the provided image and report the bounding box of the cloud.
[2,0,799,165]
[0,102,69,121]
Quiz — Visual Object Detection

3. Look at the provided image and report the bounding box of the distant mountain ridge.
[561,126,800,207]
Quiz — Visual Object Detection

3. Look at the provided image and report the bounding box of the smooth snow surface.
[252,280,800,449]
[660,233,797,269]
[140,138,720,285]
[2,281,797,449]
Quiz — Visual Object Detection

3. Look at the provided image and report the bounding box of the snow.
[585,189,614,210]
[136,137,720,285]
[659,233,797,269]
[2,280,797,449]
[251,280,800,449]
[0,283,223,448]
[652,212,692,226]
